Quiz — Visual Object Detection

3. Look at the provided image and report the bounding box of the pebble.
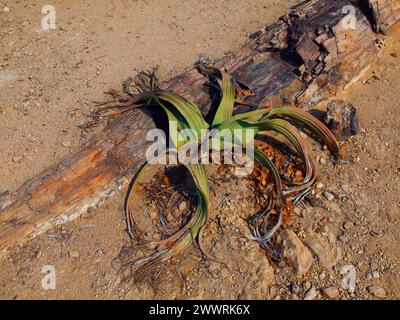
[166,212,174,222]
[323,191,335,201]
[315,182,324,190]
[338,234,349,243]
[69,251,80,258]
[2,5,10,12]
[178,201,187,212]
[372,271,380,279]
[341,265,356,293]
[269,286,277,297]
[73,110,83,118]
[303,226,341,271]
[221,268,230,278]
[148,207,158,219]
[293,206,302,216]
[321,286,340,299]
[303,287,318,300]
[370,262,379,271]
[12,156,23,163]
[372,73,382,81]
[280,229,314,276]
[303,280,312,291]
[343,221,354,230]
[341,184,351,193]
[289,282,300,294]
[61,141,71,148]
[368,285,386,298]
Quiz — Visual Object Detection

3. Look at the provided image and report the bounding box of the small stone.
[61,141,71,148]
[315,182,324,190]
[86,206,95,214]
[12,156,23,163]
[341,265,356,293]
[178,201,187,212]
[323,191,335,201]
[2,5,10,12]
[303,287,318,300]
[343,221,354,230]
[69,251,80,258]
[370,262,379,271]
[279,229,314,277]
[96,249,104,256]
[341,184,351,193]
[338,234,349,243]
[269,286,277,297]
[293,206,303,216]
[221,268,230,278]
[166,212,174,222]
[289,282,300,294]
[321,286,340,299]
[372,73,382,81]
[303,226,341,271]
[74,111,83,118]
[303,280,312,291]
[372,271,380,279]
[148,207,158,219]
[368,285,386,298]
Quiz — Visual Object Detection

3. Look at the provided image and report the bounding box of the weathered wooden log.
[362,0,400,33]
[1,0,399,255]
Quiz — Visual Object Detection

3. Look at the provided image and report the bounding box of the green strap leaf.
[268,106,340,157]
[212,70,235,127]
[156,92,209,138]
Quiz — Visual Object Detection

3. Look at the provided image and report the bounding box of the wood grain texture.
[1,0,400,255]
[364,0,400,33]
